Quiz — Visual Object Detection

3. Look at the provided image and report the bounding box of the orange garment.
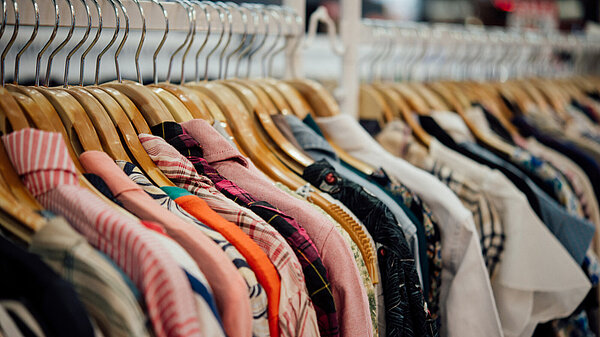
[174,194,281,337]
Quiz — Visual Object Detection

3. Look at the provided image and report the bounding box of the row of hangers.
[0,0,381,283]
[350,20,600,155]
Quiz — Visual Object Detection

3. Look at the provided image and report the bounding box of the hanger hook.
[79,0,101,86]
[267,6,292,77]
[35,0,59,85]
[14,0,39,84]
[64,0,91,87]
[112,0,129,83]
[45,0,76,86]
[130,0,145,84]
[95,0,118,85]
[1,0,19,86]
[191,1,208,82]
[222,2,247,79]
[148,0,167,84]
[234,3,257,78]
[202,1,224,81]
[260,6,281,78]
[216,1,233,80]
[166,0,192,83]
[246,4,269,78]
[180,0,198,84]
[290,10,303,78]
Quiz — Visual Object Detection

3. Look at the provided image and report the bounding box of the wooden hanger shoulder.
[286,79,341,117]
[9,91,52,129]
[84,87,175,187]
[189,81,308,188]
[150,86,194,123]
[33,87,104,153]
[0,87,30,133]
[103,81,174,127]
[391,82,431,114]
[66,87,131,161]
[359,84,394,123]
[98,86,152,134]
[226,79,314,170]
[152,83,213,122]
[372,83,431,147]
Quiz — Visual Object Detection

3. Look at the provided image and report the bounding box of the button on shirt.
[151,122,339,337]
[116,161,271,337]
[79,151,253,337]
[314,114,502,337]
[2,128,203,337]
[29,216,151,337]
[182,119,374,337]
[138,133,320,337]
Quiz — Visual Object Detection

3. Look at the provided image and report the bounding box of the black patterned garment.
[303,160,438,337]
[368,169,443,322]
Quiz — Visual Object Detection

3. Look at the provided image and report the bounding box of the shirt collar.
[181,119,249,167]
[2,128,79,196]
[79,151,143,197]
[284,114,338,160]
[151,121,205,158]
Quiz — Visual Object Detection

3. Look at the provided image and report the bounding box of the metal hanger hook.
[234,3,258,78]
[14,0,39,84]
[202,1,224,81]
[1,0,19,85]
[245,4,269,78]
[95,0,119,85]
[166,0,193,83]
[63,0,92,87]
[45,0,76,86]
[222,1,248,79]
[79,0,101,86]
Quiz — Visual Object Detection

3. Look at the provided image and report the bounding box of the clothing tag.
[295,183,315,199]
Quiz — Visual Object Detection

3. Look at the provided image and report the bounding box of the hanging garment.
[151,121,339,337]
[138,133,320,337]
[29,216,150,337]
[79,151,253,337]
[0,235,95,337]
[314,113,503,337]
[3,129,203,337]
[182,119,374,337]
[303,159,438,337]
[117,161,272,337]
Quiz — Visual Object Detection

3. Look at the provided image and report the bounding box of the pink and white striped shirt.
[2,129,203,337]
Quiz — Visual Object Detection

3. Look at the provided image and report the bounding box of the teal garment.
[160,185,193,199]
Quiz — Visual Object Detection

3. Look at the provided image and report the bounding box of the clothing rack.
[328,0,600,117]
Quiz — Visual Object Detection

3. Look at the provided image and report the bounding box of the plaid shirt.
[138,133,320,337]
[116,161,270,337]
[152,122,338,337]
[30,216,151,337]
[428,161,505,277]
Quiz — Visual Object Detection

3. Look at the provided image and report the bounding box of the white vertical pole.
[338,0,361,117]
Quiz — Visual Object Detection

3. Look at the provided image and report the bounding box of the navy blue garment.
[0,235,95,337]
[420,115,596,265]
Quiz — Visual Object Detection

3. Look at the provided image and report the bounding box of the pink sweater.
[182,119,373,337]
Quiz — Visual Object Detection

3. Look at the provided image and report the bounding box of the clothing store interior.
[0,0,599,336]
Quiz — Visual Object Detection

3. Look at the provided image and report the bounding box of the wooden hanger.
[150,87,195,123]
[391,82,431,115]
[408,82,451,111]
[151,83,214,122]
[0,87,30,133]
[372,83,432,147]
[223,79,313,171]
[84,87,175,187]
[104,81,175,127]
[9,92,52,128]
[284,79,376,174]
[359,84,394,124]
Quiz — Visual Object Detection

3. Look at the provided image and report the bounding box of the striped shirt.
[151,122,338,337]
[117,161,270,337]
[30,216,151,337]
[139,133,321,337]
[3,128,203,337]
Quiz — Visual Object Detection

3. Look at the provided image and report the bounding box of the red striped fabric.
[2,129,202,337]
